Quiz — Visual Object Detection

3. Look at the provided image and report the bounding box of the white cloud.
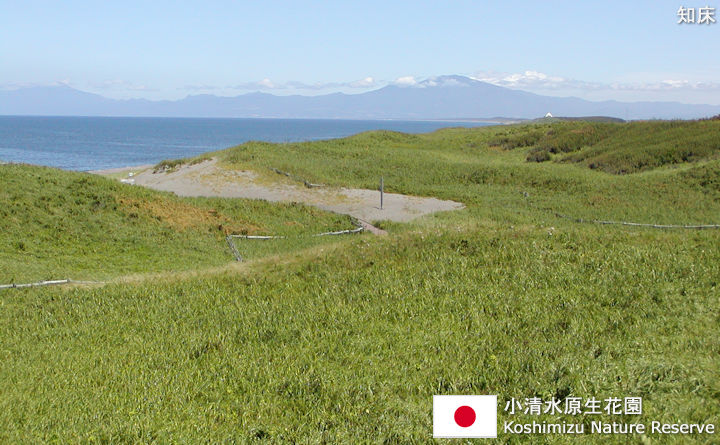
[182,84,220,91]
[286,80,338,90]
[608,79,720,91]
[472,70,720,93]
[419,76,474,88]
[258,78,276,89]
[0,79,76,90]
[472,70,590,90]
[348,76,376,88]
[393,76,417,86]
[226,78,281,90]
[226,76,378,92]
[90,79,155,91]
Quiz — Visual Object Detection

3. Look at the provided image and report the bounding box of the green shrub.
[527,148,552,162]
[537,123,619,154]
[563,120,720,174]
[488,129,544,150]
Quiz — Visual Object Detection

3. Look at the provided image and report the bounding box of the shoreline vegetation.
[1,118,719,442]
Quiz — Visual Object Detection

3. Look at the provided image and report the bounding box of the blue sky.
[2,0,719,103]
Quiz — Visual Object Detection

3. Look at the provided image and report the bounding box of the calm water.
[0,116,495,171]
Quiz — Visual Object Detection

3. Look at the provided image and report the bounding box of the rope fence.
[522,194,720,230]
[554,213,720,229]
[225,222,365,261]
[0,279,103,290]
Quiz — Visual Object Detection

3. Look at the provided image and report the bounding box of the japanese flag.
[433,395,497,438]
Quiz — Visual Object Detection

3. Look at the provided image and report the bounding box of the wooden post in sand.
[380,176,384,210]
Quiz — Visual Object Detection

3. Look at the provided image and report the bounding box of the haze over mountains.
[1,75,718,120]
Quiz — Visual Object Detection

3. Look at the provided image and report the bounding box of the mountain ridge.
[1,75,718,120]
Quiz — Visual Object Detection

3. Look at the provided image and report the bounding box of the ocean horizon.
[0,116,496,172]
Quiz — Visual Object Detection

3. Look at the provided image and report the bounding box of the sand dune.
[93,158,464,223]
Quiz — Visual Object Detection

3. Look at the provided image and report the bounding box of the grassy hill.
[1,121,719,443]
[0,164,354,283]
[206,119,720,225]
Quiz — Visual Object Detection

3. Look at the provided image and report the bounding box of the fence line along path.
[0,279,103,290]
[225,219,373,262]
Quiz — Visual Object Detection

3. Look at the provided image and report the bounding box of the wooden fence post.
[380,176,384,210]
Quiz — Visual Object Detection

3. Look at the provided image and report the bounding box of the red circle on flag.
[454,405,476,428]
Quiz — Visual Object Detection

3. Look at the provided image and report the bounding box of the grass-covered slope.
[1,121,719,443]
[1,223,718,443]
[214,119,720,181]
[209,120,720,225]
[557,120,720,174]
[0,164,354,283]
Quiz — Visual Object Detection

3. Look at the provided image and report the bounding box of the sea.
[0,116,496,172]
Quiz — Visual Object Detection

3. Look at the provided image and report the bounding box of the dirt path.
[93,159,463,226]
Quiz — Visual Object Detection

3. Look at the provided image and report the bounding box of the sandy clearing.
[92,159,464,223]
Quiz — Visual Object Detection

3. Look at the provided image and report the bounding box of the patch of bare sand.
[94,159,464,223]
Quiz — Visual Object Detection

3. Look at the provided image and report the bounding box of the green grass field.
[0,164,355,283]
[1,119,719,443]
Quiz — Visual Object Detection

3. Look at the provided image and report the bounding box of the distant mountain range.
[2,75,719,120]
